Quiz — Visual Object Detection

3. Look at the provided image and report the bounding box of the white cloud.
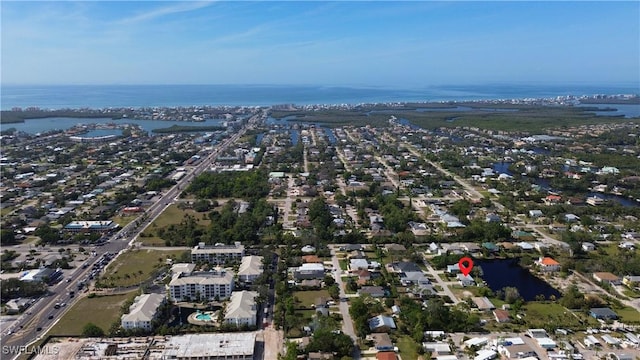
[117,1,214,25]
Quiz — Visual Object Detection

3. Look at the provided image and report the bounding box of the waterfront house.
[457,274,475,287]
[536,257,560,272]
[493,309,511,323]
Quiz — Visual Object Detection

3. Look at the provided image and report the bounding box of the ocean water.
[1,83,638,110]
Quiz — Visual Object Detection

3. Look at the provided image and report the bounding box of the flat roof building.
[191,242,245,265]
[169,269,234,302]
[64,220,119,233]
[163,332,257,360]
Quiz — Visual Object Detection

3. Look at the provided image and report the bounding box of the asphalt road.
[0,111,264,358]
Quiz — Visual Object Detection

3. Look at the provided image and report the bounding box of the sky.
[1,1,639,87]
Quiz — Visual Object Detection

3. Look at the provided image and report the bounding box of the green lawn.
[100,249,187,287]
[152,204,211,228]
[140,204,211,245]
[616,306,640,324]
[111,214,138,227]
[339,259,348,271]
[293,290,331,308]
[523,302,597,330]
[622,289,640,299]
[396,335,421,360]
[48,292,136,336]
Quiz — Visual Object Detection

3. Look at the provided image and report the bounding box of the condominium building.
[169,269,235,302]
[224,291,258,327]
[238,256,263,283]
[191,242,245,265]
[121,293,167,331]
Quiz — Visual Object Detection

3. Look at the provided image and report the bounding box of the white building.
[171,263,196,276]
[238,256,263,283]
[292,263,325,280]
[162,332,257,360]
[191,242,245,265]
[169,269,235,302]
[224,291,258,327]
[121,293,166,331]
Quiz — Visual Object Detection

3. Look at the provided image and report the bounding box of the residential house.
[293,263,325,280]
[359,286,386,298]
[619,241,635,250]
[457,274,475,287]
[368,315,396,332]
[376,352,398,360]
[581,242,596,252]
[368,332,394,352]
[446,264,461,274]
[564,214,580,223]
[121,293,167,331]
[385,243,407,253]
[423,343,452,355]
[622,275,640,287]
[543,195,562,205]
[536,257,560,272]
[224,291,258,327]
[592,272,621,285]
[528,210,543,218]
[590,307,618,320]
[493,309,511,323]
[501,343,538,359]
[409,221,429,236]
[472,297,495,311]
[354,269,372,285]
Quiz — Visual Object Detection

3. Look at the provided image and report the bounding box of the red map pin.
[458,257,474,276]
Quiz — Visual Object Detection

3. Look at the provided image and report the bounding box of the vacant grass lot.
[100,249,187,287]
[140,204,211,245]
[48,292,135,336]
[523,302,598,330]
[293,290,331,308]
[616,306,640,324]
[111,214,139,227]
[396,335,421,360]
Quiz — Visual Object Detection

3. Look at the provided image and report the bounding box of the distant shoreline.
[1,96,638,124]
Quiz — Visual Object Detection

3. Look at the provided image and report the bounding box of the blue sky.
[2,1,639,87]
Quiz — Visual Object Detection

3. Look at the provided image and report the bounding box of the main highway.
[1,110,264,358]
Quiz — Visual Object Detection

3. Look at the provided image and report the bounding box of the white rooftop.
[163,332,256,358]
